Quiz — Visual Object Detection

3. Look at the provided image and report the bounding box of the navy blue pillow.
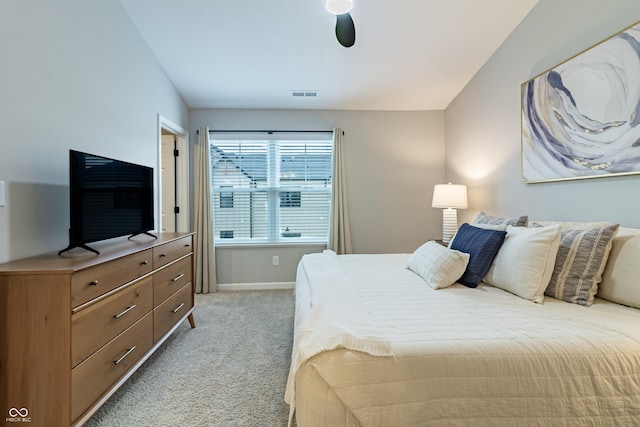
[449,223,507,288]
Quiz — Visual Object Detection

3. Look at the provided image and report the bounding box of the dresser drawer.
[153,235,193,269]
[72,249,153,308]
[71,276,153,367]
[71,313,153,423]
[154,255,192,306]
[153,282,193,343]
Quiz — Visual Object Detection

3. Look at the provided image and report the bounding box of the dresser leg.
[188,312,196,328]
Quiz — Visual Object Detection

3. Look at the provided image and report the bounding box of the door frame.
[157,114,189,233]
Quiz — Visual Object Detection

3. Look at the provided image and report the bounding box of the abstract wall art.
[521,21,640,183]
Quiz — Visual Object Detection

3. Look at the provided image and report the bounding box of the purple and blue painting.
[521,21,640,183]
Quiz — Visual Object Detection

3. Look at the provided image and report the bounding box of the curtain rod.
[208,129,333,134]
[197,129,342,135]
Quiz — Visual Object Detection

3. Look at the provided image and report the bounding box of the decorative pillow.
[597,227,640,309]
[484,224,561,303]
[545,224,620,306]
[449,223,507,288]
[406,241,470,289]
[448,222,506,248]
[532,220,613,230]
[473,211,528,227]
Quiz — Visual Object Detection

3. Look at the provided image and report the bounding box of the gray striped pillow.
[473,211,528,227]
[544,224,619,306]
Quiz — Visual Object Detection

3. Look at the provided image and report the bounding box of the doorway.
[158,114,189,233]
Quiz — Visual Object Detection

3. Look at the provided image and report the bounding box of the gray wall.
[0,0,188,263]
[11,0,633,288]
[446,0,640,227]
[190,109,445,285]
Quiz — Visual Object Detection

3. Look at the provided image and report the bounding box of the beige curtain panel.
[328,128,353,254]
[194,126,217,293]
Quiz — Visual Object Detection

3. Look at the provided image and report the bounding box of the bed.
[285,222,640,426]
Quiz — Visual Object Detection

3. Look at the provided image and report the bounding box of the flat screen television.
[59,150,155,255]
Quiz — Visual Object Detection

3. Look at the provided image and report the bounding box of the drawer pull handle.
[141,260,149,265]
[113,304,137,319]
[160,253,167,258]
[114,346,136,365]
[185,244,190,247]
[172,303,185,313]
[172,273,185,282]
[90,280,99,286]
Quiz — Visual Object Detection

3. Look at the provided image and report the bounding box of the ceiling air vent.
[291,90,318,97]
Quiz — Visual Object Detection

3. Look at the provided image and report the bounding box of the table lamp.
[431,183,468,244]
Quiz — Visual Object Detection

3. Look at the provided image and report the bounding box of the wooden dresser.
[0,232,195,426]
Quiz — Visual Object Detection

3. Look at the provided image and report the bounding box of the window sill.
[214,240,328,249]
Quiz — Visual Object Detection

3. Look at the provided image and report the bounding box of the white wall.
[190,108,445,284]
[0,0,188,262]
[446,0,640,226]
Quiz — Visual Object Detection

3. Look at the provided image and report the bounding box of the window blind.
[210,138,333,244]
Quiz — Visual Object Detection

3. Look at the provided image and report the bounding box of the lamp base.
[441,208,458,244]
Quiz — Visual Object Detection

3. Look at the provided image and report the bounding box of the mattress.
[285,251,640,426]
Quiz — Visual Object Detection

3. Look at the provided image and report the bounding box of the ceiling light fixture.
[325,0,353,15]
[325,0,355,48]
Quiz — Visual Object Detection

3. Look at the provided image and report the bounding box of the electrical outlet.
[272,255,279,266]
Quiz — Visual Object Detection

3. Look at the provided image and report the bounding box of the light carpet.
[85,290,294,427]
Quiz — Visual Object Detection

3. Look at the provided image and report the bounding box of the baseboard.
[217,282,295,291]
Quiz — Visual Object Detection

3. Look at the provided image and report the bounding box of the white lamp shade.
[431,183,468,209]
[326,0,353,15]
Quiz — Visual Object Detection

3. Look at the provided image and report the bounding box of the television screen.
[60,150,154,255]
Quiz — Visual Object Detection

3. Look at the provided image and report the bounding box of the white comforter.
[286,251,640,426]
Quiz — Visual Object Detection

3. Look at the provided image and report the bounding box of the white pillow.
[484,224,561,303]
[406,241,470,289]
[599,227,640,309]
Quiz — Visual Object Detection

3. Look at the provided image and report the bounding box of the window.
[211,137,333,244]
